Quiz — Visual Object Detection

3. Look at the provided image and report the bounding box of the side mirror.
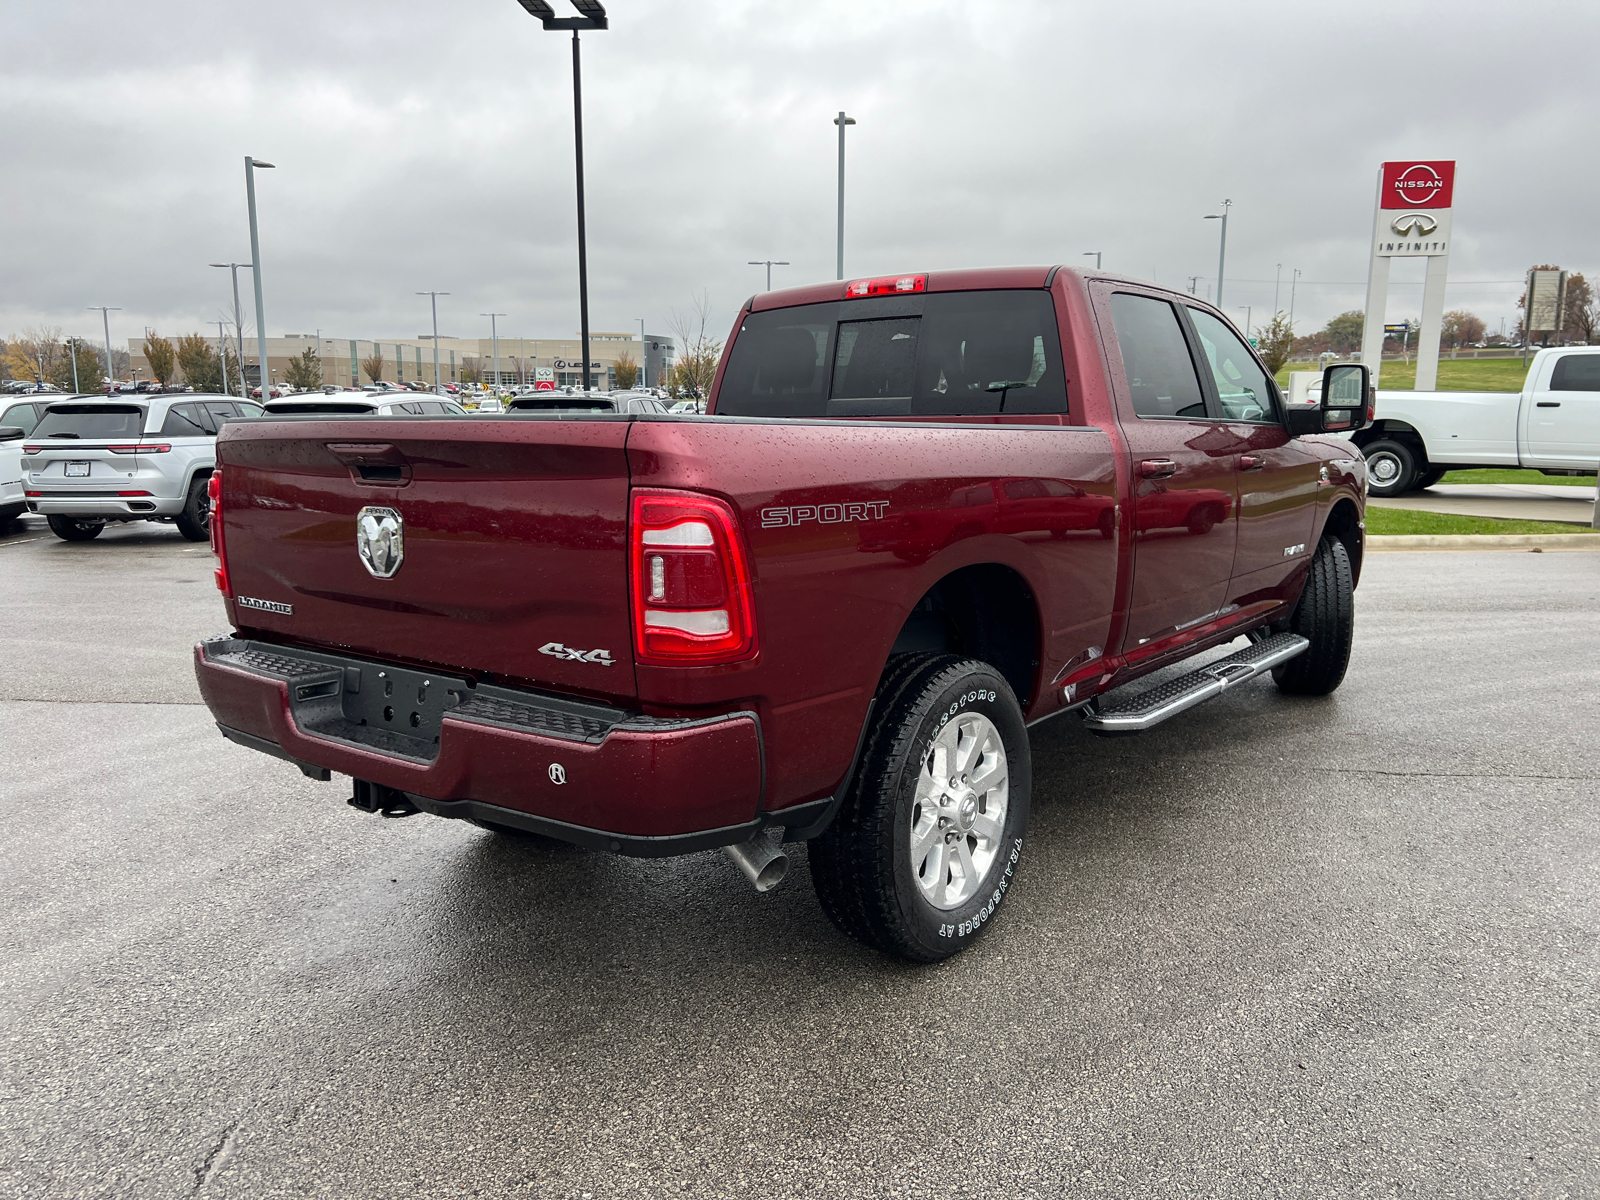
[0,426,23,442]
[1284,364,1373,436]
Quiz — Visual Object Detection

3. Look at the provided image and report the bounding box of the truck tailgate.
[217,417,637,700]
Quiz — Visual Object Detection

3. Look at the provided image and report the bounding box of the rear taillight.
[107,443,171,454]
[630,488,757,665]
[846,273,926,297]
[209,470,231,597]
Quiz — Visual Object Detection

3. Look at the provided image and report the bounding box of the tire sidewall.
[888,666,1031,958]
[1363,439,1416,498]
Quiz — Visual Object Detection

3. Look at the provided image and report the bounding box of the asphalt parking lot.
[2,515,1596,1200]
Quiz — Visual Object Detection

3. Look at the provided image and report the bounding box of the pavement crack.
[194,1121,240,1191]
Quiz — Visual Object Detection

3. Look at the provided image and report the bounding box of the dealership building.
[127,330,675,391]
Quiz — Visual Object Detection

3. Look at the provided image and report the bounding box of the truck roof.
[749,265,1076,313]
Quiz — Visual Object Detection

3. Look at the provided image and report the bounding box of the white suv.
[20,394,262,542]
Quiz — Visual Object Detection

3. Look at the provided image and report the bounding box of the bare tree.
[2,326,66,383]
[360,349,386,384]
[666,291,724,398]
[1563,273,1597,344]
[459,356,482,385]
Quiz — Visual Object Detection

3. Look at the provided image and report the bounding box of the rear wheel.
[1273,536,1355,696]
[174,476,211,541]
[810,654,1030,962]
[1362,438,1420,497]
[46,515,104,542]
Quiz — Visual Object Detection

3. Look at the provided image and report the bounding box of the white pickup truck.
[1344,347,1600,496]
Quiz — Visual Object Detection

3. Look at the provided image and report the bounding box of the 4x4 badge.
[539,642,615,667]
[356,506,404,578]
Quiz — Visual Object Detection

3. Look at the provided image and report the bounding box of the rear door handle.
[1139,458,1177,479]
[1239,454,1264,471]
[1536,401,1561,408]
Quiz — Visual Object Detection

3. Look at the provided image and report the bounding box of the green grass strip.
[1365,508,1597,536]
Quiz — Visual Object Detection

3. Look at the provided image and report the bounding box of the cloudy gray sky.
[3,0,1595,353]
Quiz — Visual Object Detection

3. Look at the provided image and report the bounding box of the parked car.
[196,266,1371,961]
[20,395,263,541]
[0,423,24,524]
[1349,346,1600,495]
[504,393,671,415]
[261,396,469,417]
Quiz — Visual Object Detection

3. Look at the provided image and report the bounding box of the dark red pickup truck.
[196,267,1372,961]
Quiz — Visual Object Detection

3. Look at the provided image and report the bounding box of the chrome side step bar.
[1080,632,1310,735]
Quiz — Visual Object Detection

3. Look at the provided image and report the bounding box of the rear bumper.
[194,636,775,854]
[28,491,183,517]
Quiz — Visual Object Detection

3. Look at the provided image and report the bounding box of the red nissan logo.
[1394,164,1443,205]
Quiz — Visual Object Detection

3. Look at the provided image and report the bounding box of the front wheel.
[46,515,104,542]
[1362,438,1421,497]
[1273,536,1355,696]
[809,654,1031,962]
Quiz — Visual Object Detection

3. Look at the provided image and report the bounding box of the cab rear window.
[33,405,145,439]
[717,289,1067,419]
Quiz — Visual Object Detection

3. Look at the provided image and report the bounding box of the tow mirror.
[1284,364,1373,436]
[0,426,23,442]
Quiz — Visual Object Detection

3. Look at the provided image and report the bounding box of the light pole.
[834,111,855,280]
[637,318,646,387]
[481,313,506,392]
[210,262,252,398]
[748,260,790,291]
[1083,252,1102,271]
[1289,268,1301,334]
[215,321,232,395]
[1203,199,1231,307]
[1237,306,1252,342]
[88,306,120,391]
[1273,263,1283,315]
[1186,276,1199,295]
[64,338,80,394]
[417,292,450,393]
[244,156,274,394]
[513,0,607,391]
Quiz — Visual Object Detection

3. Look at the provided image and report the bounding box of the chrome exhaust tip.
[721,828,789,892]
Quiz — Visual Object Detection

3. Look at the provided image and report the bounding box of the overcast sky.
[4,0,1595,354]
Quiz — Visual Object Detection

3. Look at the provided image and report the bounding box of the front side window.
[1107,294,1206,419]
[0,403,38,434]
[1188,309,1278,422]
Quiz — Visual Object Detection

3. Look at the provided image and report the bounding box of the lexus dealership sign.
[1360,160,1457,390]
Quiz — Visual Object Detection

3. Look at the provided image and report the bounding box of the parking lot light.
[748,260,790,292]
[210,263,253,398]
[834,113,855,281]
[1204,199,1231,307]
[481,313,506,391]
[244,158,275,393]
[1083,252,1101,271]
[512,0,608,391]
[88,306,121,391]
[417,292,450,393]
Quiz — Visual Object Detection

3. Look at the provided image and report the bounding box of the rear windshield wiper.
[46,432,80,438]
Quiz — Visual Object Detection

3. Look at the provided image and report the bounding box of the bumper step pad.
[1081,632,1310,735]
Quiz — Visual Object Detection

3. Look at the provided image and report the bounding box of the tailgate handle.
[326,442,412,486]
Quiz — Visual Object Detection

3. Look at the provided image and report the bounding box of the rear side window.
[1550,355,1600,392]
[1107,294,1207,419]
[33,404,146,439]
[161,403,215,436]
[717,290,1068,419]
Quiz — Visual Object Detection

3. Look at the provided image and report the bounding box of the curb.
[1368,533,1600,550]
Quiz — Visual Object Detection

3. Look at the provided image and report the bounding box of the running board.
[1080,633,1310,735]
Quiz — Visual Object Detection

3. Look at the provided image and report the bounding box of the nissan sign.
[1380,160,1455,210]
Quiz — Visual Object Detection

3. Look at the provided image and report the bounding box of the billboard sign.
[1379,160,1456,210]
[1526,270,1567,334]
